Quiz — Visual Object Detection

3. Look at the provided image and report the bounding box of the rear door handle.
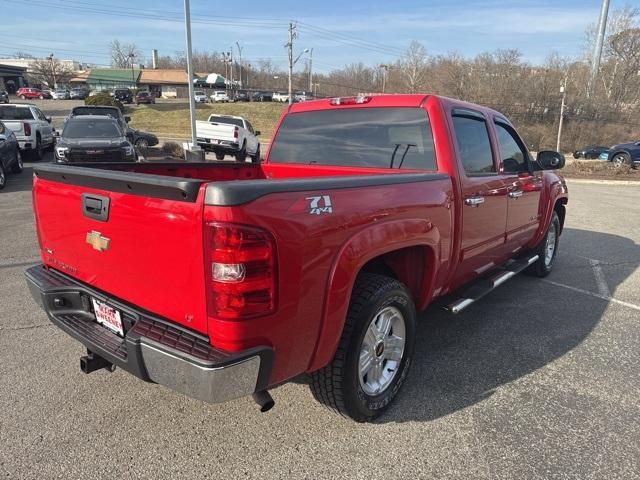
[508,190,524,198]
[464,195,485,207]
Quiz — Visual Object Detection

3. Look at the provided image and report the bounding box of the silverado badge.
[86,231,110,252]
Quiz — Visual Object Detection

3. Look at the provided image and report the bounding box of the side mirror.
[124,116,131,123]
[46,117,52,123]
[537,150,565,170]
[255,130,261,136]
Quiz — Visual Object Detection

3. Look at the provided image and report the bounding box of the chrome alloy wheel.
[358,306,406,395]
[545,222,557,266]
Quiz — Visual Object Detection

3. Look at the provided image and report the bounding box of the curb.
[564,178,640,186]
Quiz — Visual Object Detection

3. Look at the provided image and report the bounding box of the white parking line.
[542,279,640,312]
[589,259,612,298]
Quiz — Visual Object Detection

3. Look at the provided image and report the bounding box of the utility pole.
[286,22,296,105]
[236,42,243,88]
[556,74,568,153]
[47,53,57,89]
[308,48,313,93]
[229,48,234,89]
[379,64,389,93]
[183,0,202,158]
[128,53,135,87]
[589,0,610,97]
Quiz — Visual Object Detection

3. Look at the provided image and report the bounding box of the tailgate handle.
[82,193,110,222]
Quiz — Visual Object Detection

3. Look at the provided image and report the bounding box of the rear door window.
[268,107,437,170]
[451,112,495,176]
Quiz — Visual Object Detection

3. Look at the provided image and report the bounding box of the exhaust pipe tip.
[252,390,275,412]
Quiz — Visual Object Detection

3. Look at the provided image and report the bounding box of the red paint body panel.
[31,94,568,390]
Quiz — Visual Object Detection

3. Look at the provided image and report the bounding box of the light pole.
[235,42,243,88]
[556,75,568,153]
[308,48,313,93]
[289,47,310,104]
[47,53,57,89]
[589,0,610,96]
[183,0,202,158]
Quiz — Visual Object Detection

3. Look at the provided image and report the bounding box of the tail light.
[23,122,31,136]
[233,126,239,139]
[205,222,277,319]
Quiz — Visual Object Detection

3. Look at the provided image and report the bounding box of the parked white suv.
[0,103,55,160]
[210,91,229,103]
[194,91,207,103]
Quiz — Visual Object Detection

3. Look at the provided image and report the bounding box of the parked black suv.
[55,115,136,163]
[114,88,133,104]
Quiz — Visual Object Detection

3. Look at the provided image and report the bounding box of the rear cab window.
[0,105,35,120]
[268,107,437,170]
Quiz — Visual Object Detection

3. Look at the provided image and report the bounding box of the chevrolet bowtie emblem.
[86,230,110,252]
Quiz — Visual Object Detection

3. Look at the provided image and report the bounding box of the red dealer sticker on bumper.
[91,298,124,337]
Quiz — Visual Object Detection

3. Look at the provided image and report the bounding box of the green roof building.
[86,68,141,90]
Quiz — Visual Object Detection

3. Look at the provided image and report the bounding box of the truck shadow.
[379,228,639,423]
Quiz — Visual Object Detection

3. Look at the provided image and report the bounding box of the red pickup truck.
[26,94,568,422]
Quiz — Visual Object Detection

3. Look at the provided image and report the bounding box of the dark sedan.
[252,91,273,102]
[572,145,609,159]
[0,120,23,189]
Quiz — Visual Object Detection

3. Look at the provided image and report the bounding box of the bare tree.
[110,40,144,68]
[401,41,428,92]
[28,58,74,88]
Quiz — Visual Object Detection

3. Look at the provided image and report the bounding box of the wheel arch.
[307,218,441,372]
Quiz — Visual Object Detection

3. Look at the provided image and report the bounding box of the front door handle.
[465,195,485,207]
[508,190,524,199]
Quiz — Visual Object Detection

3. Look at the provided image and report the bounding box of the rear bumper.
[25,265,273,403]
[17,139,34,150]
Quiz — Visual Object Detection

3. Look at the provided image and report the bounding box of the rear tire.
[10,149,23,173]
[251,145,261,163]
[612,153,630,167]
[235,142,247,162]
[30,135,43,161]
[525,211,560,277]
[0,162,6,189]
[310,273,416,422]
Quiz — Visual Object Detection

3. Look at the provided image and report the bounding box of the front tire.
[251,145,261,163]
[30,135,43,161]
[526,211,560,277]
[310,273,416,422]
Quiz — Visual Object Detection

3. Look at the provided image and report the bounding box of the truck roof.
[287,93,508,121]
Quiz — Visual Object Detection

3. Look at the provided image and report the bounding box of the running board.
[445,255,539,314]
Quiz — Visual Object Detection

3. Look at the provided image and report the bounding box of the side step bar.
[445,254,539,314]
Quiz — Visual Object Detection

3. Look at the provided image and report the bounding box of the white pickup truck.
[195,114,261,162]
[0,103,55,160]
[272,92,289,103]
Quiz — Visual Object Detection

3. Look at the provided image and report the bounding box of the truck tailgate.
[32,165,210,334]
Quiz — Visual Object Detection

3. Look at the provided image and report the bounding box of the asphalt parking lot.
[0,167,638,479]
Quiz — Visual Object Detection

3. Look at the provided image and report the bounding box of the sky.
[1,0,638,73]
